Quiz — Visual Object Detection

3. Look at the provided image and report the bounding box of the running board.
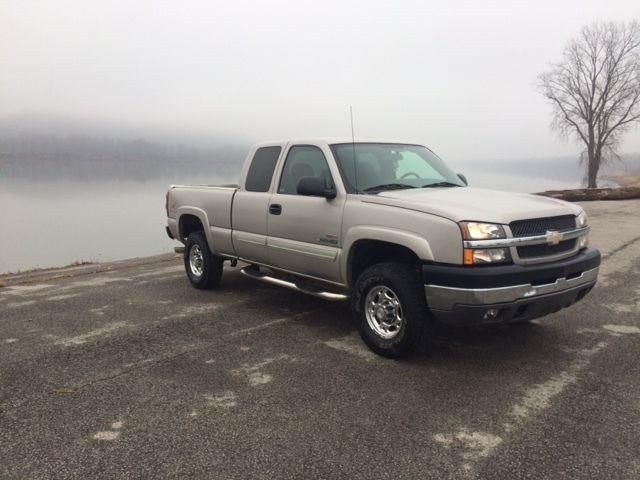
[240,266,348,301]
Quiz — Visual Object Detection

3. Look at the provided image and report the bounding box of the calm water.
[0,171,581,274]
[0,180,179,274]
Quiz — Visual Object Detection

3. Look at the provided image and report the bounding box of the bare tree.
[539,21,640,188]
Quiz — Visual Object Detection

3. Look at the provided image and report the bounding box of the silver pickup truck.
[165,138,600,357]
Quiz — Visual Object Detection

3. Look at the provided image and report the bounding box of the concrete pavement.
[1,200,639,479]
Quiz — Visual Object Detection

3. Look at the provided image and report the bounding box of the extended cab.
[165,139,600,357]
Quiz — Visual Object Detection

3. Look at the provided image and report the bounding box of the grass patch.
[2,260,95,276]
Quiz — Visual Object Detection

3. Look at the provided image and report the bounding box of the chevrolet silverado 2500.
[165,139,600,358]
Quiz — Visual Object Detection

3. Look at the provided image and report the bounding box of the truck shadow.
[228,276,567,370]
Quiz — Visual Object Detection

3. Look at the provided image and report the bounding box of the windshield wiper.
[363,183,416,193]
[420,181,462,188]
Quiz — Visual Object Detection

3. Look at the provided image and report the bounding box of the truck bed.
[168,184,238,234]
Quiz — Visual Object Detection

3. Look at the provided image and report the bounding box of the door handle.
[269,204,282,215]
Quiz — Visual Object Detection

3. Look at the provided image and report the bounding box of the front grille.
[510,215,576,238]
[517,239,576,259]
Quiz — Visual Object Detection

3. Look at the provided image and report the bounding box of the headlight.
[459,222,506,240]
[576,210,588,228]
[464,248,510,265]
[577,210,589,249]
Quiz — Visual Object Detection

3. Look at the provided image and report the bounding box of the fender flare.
[341,226,434,286]
[176,207,215,252]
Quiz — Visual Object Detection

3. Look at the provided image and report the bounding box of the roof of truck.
[253,137,427,148]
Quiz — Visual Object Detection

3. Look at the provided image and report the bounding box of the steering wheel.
[400,171,420,179]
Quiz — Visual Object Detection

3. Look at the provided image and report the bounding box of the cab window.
[278,146,334,195]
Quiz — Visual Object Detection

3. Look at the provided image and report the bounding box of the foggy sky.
[2,0,639,162]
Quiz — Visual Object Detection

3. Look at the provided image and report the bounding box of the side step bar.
[240,266,348,301]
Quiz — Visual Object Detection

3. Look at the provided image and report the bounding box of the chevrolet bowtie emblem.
[546,230,563,245]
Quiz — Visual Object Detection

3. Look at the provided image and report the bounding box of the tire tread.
[352,262,429,358]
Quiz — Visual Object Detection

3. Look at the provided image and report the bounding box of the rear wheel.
[184,231,223,289]
[352,262,429,358]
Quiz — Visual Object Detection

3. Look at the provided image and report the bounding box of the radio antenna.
[350,106,358,193]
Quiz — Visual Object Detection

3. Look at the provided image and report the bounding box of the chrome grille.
[510,215,576,238]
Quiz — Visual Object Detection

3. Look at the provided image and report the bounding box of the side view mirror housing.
[297,176,337,199]
[457,173,468,186]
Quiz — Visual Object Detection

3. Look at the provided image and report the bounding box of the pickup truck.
[165,139,600,358]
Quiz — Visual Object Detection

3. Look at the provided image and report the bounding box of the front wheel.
[352,262,429,358]
[184,231,223,289]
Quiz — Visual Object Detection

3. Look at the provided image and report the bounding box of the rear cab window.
[245,146,282,192]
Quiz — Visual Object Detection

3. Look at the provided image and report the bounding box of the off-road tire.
[352,262,429,358]
[184,231,223,290]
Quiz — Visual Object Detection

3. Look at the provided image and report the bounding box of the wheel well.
[348,240,421,286]
[179,214,204,241]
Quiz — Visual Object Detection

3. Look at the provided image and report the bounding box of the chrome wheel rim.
[364,286,403,339]
[189,245,204,277]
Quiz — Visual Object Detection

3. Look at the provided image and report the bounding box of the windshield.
[330,143,465,193]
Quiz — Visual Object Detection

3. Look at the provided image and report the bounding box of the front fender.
[341,226,434,286]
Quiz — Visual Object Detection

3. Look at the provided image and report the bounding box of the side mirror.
[297,176,337,199]
[457,173,468,186]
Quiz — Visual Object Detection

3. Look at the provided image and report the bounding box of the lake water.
[0,170,583,274]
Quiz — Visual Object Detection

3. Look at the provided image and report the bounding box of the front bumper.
[423,248,601,325]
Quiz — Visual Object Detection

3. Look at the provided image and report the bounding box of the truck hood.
[365,187,581,224]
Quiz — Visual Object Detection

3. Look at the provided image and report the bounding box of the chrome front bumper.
[424,266,599,310]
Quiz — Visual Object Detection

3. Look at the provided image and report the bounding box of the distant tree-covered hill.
[0,115,248,183]
[0,134,247,182]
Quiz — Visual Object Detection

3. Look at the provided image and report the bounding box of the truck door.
[266,144,346,283]
[231,146,282,264]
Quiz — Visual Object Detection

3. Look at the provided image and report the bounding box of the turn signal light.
[464,249,475,265]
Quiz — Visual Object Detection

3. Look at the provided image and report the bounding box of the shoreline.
[537,186,640,201]
[0,253,178,287]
